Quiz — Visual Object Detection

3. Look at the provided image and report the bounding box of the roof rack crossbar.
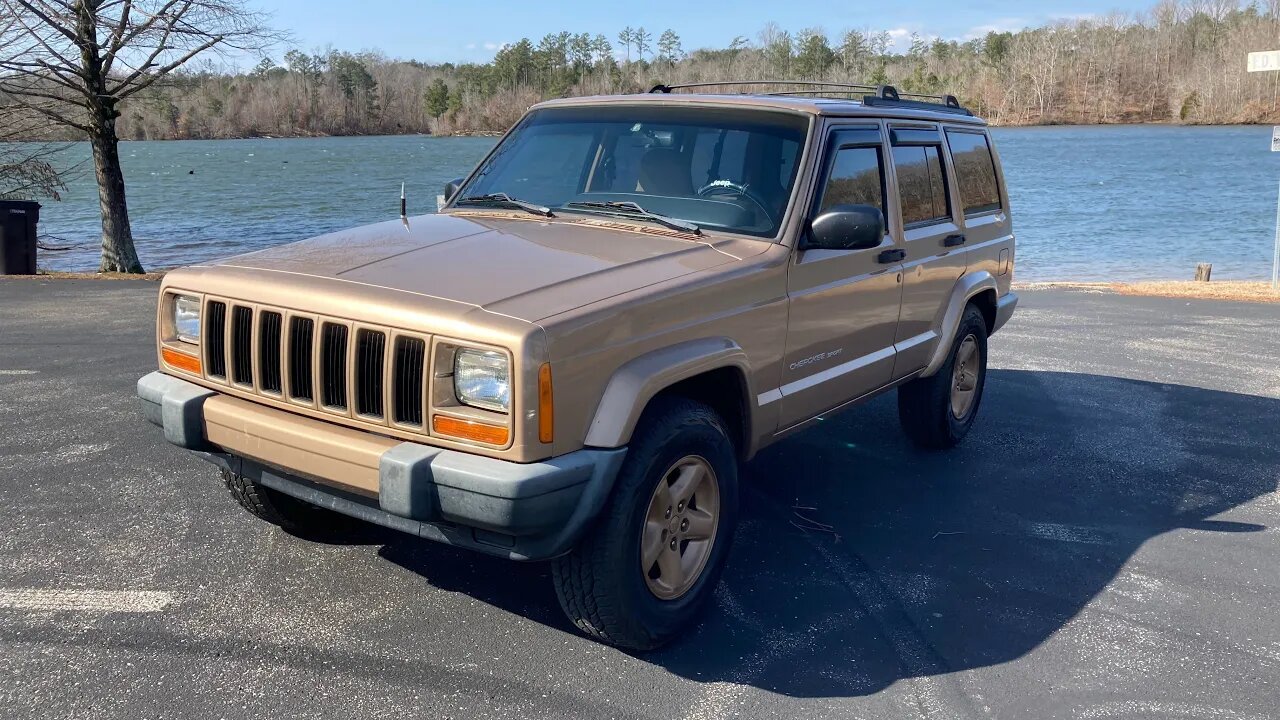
[650,80,883,94]
[648,81,972,116]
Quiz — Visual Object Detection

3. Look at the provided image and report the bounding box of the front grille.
[392,336,427,426]
[354,330,386,418]
[258,311,283,394]
[202,300,435,433]
[230,306,253,386]
[288,317,314,402]
[205,301,227,379]
[320,323,348,409]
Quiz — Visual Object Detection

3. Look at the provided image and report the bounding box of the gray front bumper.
[138,371,626,560]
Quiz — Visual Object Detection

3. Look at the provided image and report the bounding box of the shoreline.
[8,273,1277,303]
[22,121,1271,144]
[1012,280,1279,303]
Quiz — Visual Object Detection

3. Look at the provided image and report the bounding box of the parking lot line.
[0,589,174,613]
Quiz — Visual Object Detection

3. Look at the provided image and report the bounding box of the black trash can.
[0,200,41,275]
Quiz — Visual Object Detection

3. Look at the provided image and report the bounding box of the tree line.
[56,0,1280,144]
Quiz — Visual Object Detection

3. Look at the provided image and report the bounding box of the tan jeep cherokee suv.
[139,82,1017,650]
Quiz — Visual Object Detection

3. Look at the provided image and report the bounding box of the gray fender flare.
[584,338,751,449]
[921,271,999,377]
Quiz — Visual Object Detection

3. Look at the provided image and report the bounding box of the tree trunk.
[76,0,144,274]
[90,107,144,274]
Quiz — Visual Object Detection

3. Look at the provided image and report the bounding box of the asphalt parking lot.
[1,279,1277,720]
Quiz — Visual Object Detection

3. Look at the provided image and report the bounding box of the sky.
[258,0,1161,63]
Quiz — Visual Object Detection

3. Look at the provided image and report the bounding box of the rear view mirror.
[444,177,465,204]
[805,205,885,251]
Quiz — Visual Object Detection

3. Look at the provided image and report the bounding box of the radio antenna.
[400,182,409,230]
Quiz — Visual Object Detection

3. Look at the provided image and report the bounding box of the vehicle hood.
[213,212,751,322]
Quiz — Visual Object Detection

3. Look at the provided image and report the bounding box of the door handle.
[944,233,967,247]
[877,248,906,264]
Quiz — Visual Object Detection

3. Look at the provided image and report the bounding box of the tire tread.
[898,304,988,449]
[552,396,735,650]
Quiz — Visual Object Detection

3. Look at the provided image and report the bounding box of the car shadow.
[378,369,1278,698]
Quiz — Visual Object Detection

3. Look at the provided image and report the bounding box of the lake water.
[29,125,1280,281]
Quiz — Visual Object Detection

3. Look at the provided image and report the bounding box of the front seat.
[636,148,693,196]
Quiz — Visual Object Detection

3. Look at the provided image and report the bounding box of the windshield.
[454,106,810,238]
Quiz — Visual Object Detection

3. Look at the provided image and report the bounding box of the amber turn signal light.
[538,363,554,443]
[433,415,510,446]
[162,346,202,375]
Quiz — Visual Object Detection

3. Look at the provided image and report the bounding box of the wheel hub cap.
[950,334,980,419]
[640,455,720,600]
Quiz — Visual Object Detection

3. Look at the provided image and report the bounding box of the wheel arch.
[922,271,999,378]
[583,338,754,459]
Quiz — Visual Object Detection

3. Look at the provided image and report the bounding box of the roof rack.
[647,81,972,116]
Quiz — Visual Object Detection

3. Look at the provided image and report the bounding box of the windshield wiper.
[562,201,701,235]
[456,192,554,218]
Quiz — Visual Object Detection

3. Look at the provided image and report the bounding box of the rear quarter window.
[945,130,1002,215]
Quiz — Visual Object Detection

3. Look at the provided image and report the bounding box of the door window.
[891,145,950,227]
[817,146,885,215]
[945,130,1001,215]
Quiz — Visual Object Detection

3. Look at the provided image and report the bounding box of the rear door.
[777,123,903,430]
[886,124,968,377]
[944,127,1013,283]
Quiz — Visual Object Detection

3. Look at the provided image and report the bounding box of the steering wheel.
[696,180,772,220]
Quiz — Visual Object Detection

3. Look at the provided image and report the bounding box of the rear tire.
[222,468,368,540]
[898,304,989,449]
[552,397,739,651]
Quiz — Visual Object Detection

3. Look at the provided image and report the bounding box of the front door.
[778,125,904,430]
[886,124,968,377]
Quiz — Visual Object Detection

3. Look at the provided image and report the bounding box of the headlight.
[454,349,510,413]
[172,294,201,344]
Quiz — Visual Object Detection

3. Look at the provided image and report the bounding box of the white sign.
[1248,50,1280,72]
[1273,126,1280,152]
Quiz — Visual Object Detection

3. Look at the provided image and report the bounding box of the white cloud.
[1049,12,1099,22]
[884,27,911,52]
[464,43,477,50]
[483,42,500,51]
[963,18,1026,40]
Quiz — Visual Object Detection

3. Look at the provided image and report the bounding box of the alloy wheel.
[640,455,720,600]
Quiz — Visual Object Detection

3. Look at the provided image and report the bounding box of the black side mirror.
[805,204,885,251]
[444,177,465,204]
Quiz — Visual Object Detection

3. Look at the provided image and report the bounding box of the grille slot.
[288,317,315,402]
[201,302,433,432]
[230,306,254,386]
[392,336,426,426]
[258,311,283,394]
[320,323,349,409]
[354,330,387,418]
[205,301,227,379]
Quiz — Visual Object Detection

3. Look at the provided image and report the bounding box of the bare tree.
[0,0,276,273]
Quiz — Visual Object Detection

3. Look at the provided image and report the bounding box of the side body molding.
[584,338,752,449]
[922,271,999,378]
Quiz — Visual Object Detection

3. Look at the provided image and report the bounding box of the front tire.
[222,468,368,540]
[552,397,739,651]
[898,304,989,449]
